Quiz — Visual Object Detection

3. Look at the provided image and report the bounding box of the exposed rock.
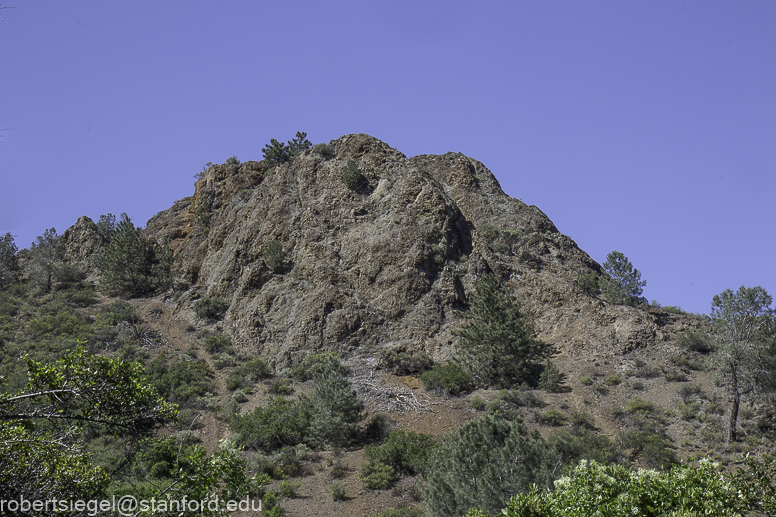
[60,215,105,279]
[68,134,704,369]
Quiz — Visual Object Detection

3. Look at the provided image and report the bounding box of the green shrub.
[547,429,622,465]
[421,363,471,395]
[278,479,300,497]
[576,273,600,296]
[269,379,293,395]
[676,329,712,353]
[479,223,499,242]
[343,159,364,189]
[361,461,396,490]
[604,375,621,386]
[580,376,593,386]
[469,394,486,410]
[225,155,240,165]
[290,352,345,381]
[331,482,346,501]
[379,349,434,374]
[312,143,335,157]
[226,356,271,391]
[625,396,655,414]
[476,458,749,517]
[144,352,214,408]
[365,413,395,442]
[539,409,567,427]
[203,331,232,353]
[264,239,284,274]
[193,297,229,321]
[230,397,310,451]
[665,372,688,382]
[364,431,436,477]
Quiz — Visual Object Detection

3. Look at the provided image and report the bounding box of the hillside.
[18,133,771,516]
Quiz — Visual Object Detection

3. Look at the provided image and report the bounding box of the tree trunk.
[728,367,740,443]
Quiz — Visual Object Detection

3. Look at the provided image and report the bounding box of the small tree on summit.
[261,131,312,168]
[455,273,544,388]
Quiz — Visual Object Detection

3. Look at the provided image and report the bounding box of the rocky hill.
[51,134,769,516]
[108,133,696,370]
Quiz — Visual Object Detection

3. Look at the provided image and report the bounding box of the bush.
[264,239,284,274]
[576,273,600,296]
[226,356,271,391]
[193,297,229,321]
[290,352,345,381]
[604,375,621,386]
[278,479,300,497]
[476,458,750,517]
[469,394,487,410]
[312,143,335,158]
[676,329,712,353]
[331,482,346,501]
[343,159,365,189]
[361,461,396,490]
[420,363,471,395]
[225,155,240,165]
[379,349,434,374]
[269,379,293,395]
[364,431,436,477]
[203,331,232,353]
[539,409,567,426]
[144,352,214,408]
[479,223,499,242]
[230,397,311,451]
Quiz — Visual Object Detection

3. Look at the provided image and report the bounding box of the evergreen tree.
[28,227,62,292]
[710,285,775,442]
[601,251,646,306]
[306,368,364,448]
[425,415,562,517]
[98,214,173,297]
[455,273,543,388]
[0,232,19,290]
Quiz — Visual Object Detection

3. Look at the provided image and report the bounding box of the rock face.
[61,215,106,280]
[132,134,701,369]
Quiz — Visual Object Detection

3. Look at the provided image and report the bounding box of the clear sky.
[1,1,774,315]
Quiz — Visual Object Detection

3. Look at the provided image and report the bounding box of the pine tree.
[98,214,173,296]
[306,368,364,448]
[424,415,561,517]
[602,251,646,306]
[455,273,543,388]
[0,232,19,290]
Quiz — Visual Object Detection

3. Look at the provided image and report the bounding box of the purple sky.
[2,2,774,315]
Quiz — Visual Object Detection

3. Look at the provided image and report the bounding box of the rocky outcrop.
[61,216,105,279]
[110,133,699,369]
